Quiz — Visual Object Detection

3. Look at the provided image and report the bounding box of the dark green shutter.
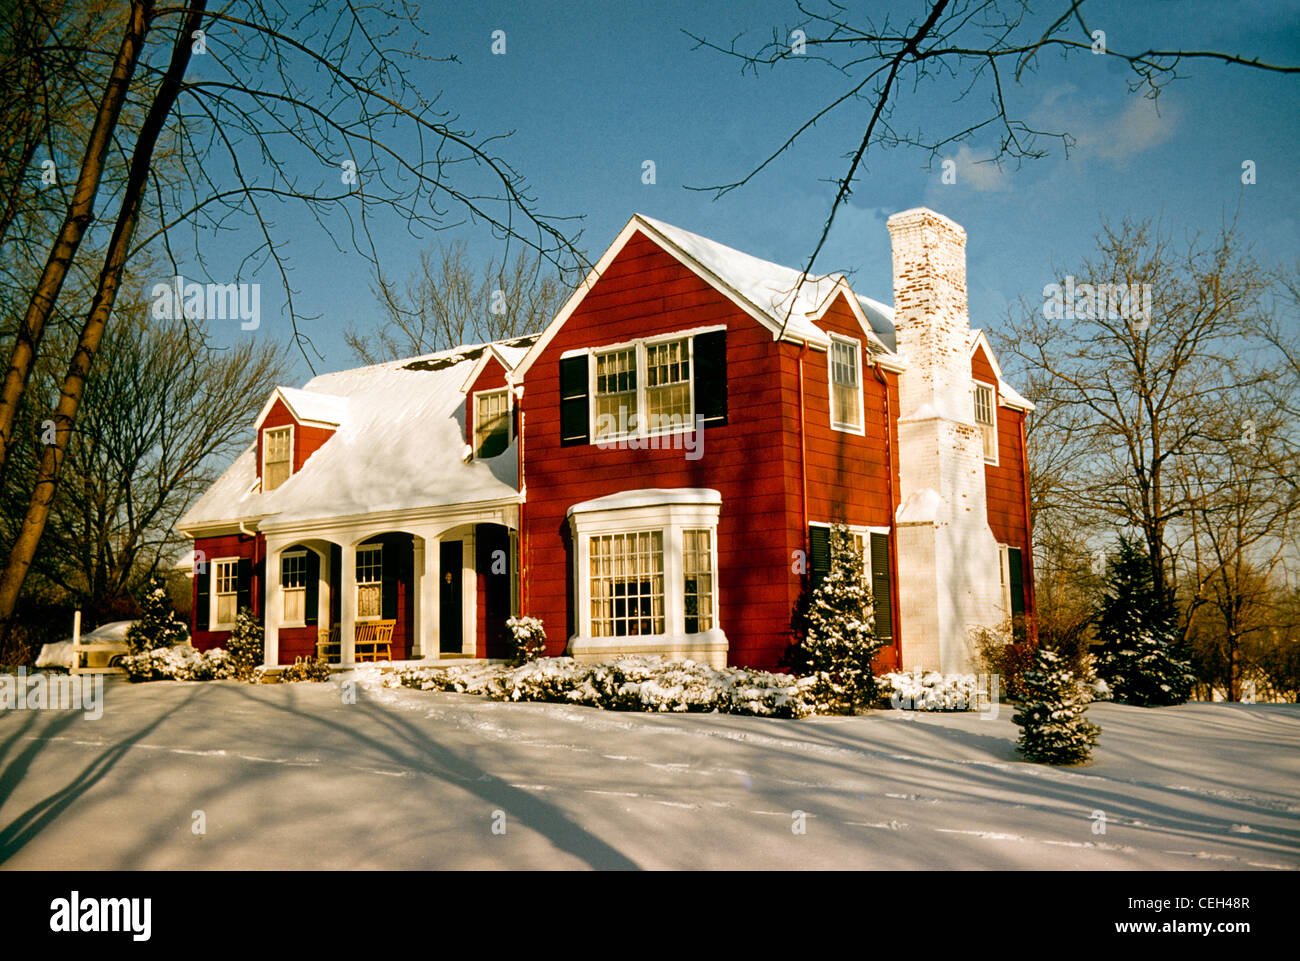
[693,330,728,427]
[808,525,830,588]
[1008,548,1025,618]
[304,550,320,626]
[195,561,209,631]
[236,557,252,614]
[559,355,589,446]
[870,533,893,644]
[381,542,398,620]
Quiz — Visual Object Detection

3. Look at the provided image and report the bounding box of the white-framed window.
[356,544,383,620]
[644,338,692,433]
[474,389,510,458]
[998,544,1011,617]
[974,381,998,463]
[593,346,639,441]
[282,550,307,625]
[683,529,714,633]
[589,530,664,637]
[212,557,240,630]
[588,333,705,443]
[829,335,864,433]
[263,426,292,491]
[568,489,724,659]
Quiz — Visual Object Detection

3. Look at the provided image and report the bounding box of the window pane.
[831,340,861,429]
[217,593,236,626]
[284,588,305,622]
[683,529,713,633]
[646,339,691,432]
[357,584,381,619]
[594,348,638,440]
[264,427,292,491]
[475,390,509,458]
[589,531,664,637]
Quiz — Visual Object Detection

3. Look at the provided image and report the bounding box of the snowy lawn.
[0,671,1296,870]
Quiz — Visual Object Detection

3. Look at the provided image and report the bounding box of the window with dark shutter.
[195,562,210,631]
[870,532,893,644]
[693,330,727,427]
[559,355,589,446]
[808,525,830,588]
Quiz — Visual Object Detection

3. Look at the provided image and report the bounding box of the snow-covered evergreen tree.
[226,607,265,678]
[792,523,881,712]
[1094,536,1195,706]
[125,577,189,654]
[1013,644,1100,765]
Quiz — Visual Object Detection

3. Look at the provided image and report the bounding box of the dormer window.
[263,426,292,491]
[474,389,510,458]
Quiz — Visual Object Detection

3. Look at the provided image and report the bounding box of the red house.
[178,207,1034,674]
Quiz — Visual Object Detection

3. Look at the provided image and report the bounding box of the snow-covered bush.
[1013,645,1100,765]
[506,615,547,664]
[225,607,264,679]
[276,655,331,683]
[125,578,189,654]
[121,644,234,682]
[790,523,883,713]
[877,671,990,711]
[393,655,815,718]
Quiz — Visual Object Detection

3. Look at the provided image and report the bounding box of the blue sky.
[180,0,1300,384]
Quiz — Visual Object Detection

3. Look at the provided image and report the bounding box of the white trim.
[998,544,1012,619]
[279,548,308,627]
[970,329,1035,412]
[973,378,999,465]
[261,424,294,492]
[588,332,702,446]
[354,543,383,622]
[458,343,519,394]
[252,386,346,432]
[828,333,866,435]
[210,556,240,631]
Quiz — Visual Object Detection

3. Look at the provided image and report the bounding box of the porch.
[259,505,519,668]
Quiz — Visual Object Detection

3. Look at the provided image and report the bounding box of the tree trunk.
[0,0,206,643]
[0,0,153,476]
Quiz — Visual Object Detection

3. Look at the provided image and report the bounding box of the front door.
[439,541,463,654]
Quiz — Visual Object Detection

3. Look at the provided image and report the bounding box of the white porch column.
[263,539,283,667]
[410,539,425,659]
[341,542,357,667]
[417,535,438,661]
[461,527,476,656]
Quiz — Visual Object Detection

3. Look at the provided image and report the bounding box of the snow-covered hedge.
[121,644,235,682]
[392,655,816,718]
[877,671,990,712]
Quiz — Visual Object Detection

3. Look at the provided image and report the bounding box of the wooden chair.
[316,626,340,664]
[353,620,395,662]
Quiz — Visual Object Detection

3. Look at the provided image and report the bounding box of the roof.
[178,339,524,533]
[970,329,1035,412]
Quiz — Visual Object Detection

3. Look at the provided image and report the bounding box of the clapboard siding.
[191,531,262,651]
[521,231,803,669]
[256,397,336,481]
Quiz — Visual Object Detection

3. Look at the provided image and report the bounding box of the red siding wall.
[191,531,263,651]
[521,231,866,671]
[973,345,1035,616]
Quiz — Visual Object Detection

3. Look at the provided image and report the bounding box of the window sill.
[831,422,865,436]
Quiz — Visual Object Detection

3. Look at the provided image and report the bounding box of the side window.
[974,383,997,463]
[830,337,863,431]
[263,426,292,491]
[474,390,510,458]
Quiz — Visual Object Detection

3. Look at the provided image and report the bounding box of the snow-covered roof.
[178,340,524,533]
[568,488,722,517]
[253,385,348,431]
[636,215,896,354]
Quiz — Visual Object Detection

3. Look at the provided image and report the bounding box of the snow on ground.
[0,673,1296,870]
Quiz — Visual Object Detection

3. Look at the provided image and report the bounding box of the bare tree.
[0,0,587,644]
[347,241,568,363]
[2,298,286,627]
[687,1,1298,309]
[1000,217,1278,607]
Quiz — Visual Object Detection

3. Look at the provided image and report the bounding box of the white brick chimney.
[887,208,1004,673]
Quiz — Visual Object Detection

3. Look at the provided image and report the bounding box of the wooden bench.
[316,626,340,664]
[353,620,395,662]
